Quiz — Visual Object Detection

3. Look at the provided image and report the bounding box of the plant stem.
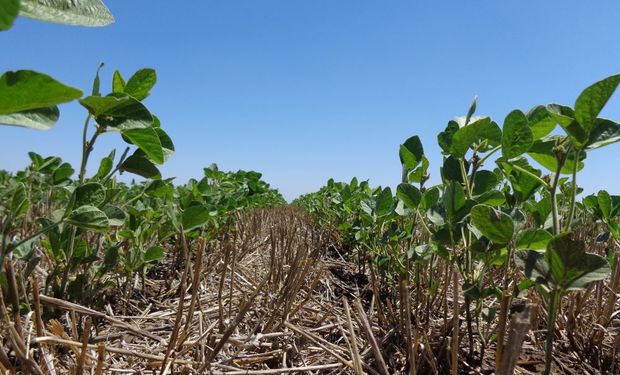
[459,159,472,197]
[565,148,581,231]
[544,290,560,375]
[78,114,103,183]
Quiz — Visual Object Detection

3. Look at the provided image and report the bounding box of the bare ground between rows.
[2,206,616,374]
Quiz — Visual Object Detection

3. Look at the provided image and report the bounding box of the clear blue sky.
[2,1,620,200]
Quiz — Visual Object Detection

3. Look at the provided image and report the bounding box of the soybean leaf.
[124,68,156,101]
[441,155,468,183]
[547,104,589,148]
[438,120,459,154]
[444,181,467,227]
[375,187,394,218]
[122,127,164,164]
[586,118,620,150]
[0,106,59,130]
[79,95,152,130]
[68,182,105,210]
[408,154,429,183]
[499,158,543,203]
[19,0,114,26]
[472,170,498,195]
[0,70,82,115]
[515,250,552,291]
[112,70,125,93]
[182,204,212,232]
[0,0,19,30]
[155,127,175,161]
[528,137,585,174]
[450,117,493,158]
[597,190,612,219]
[66,205,109,231]
[96,150,115,179]
[574,74,620,133]
[400,136,423,170]
[527,105,556,140]
[144,246,164,263]
[546,233,610,291]
[397,183,421,210]
[118,150,161,179]
[10,183,28,217]
[470,204,514,244]
[421,186,440,211]
[52,162,74,185]
[102,205,125,226]
[91,62,104,96]
[502,110,533,159]
[516,228,553,250]
[473,190,505,206]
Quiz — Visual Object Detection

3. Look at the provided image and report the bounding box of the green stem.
[544,290,561,375]
[565,148,581,231]
[459,159,472,197]
[78,115,103,183]
[549,169,563,236]
[476,145,501,167]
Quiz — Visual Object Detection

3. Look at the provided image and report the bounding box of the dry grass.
[1,207,619,374]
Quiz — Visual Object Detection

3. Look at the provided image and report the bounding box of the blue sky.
[2,1,620,200]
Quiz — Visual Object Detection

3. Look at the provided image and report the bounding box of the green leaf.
[515,250,551,291]
[408,155,429,183]
[574,74,620,133]
[528,137,585,174]
[122,127,164,164]
[438,120,459,154]
[586,118,620,150]
[182,204,211,232]
[397,183,421,210]
[473,190,505,206]
[516,228,552,250]
[79,95,153,130]
[472,170,498,195]
[0,0,19,30]
[144,246,164,263]
[546,232,610,290]
[470,204,514,244]
[19,0,114,26]
[155,127,175,161]
[124,68,156,101]
[547,104,589,148]
[10,183,29,217]
[400,135,423,170]
[444,181,467,227]
[68,182,105,210]
[118,151,161,179]
[66,205,109,231]
[52,162,74,185]
[0,70,82,115]
[421,186,440,210]
[102,205,125,226]
[441,155,467,183]
[597,190,612,219]
[527,105,556,140]
[91,62,104,96]
[450,117,493,158]
[112,70,125,93]
[96,150,115,179]
[502,110,533,159]
[0,106,60,130]
[499,158,543,203]
[375,187,394,217]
